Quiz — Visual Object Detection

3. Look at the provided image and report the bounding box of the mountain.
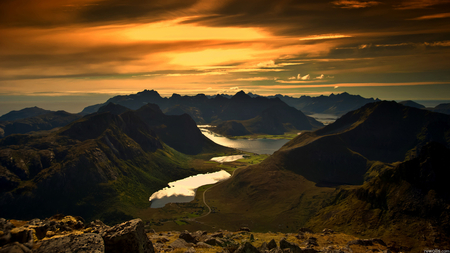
[399,100,425,109]
[430,103,450,115]
[0,107,53,121]
[80,90,354,125]
[307,142,450,251]
[272,92,380,116]
[0,111,82,138]
[213,103,324,136]
[274,101,450,185]
[200,101,450,249]
[135,104,228,155]
[0,110,205,223]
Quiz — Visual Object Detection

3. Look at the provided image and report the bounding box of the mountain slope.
[0,107,53,122]
[0,111,200,223]
[273,92,380,116]
[135,104,229,155]
[307,142,450,251]
[0,111,82,138]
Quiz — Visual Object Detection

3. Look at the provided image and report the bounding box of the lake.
[199,128,290,155]
[149,170,231,208]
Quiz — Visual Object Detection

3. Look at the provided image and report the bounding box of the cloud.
[299,34,352,41]
[301,74,310,80]
[410,13,450,20]
[315,74,325,79]
[236,77,277,81]
[331,0,381,9]
[256,60,277,68]
[230,87,240,90]
[334,86,339,89]
[395,0,450,9]
[288,76,297,80]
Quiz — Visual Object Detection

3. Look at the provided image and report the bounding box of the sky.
[1,0,450,114]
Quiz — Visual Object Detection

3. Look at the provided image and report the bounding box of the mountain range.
[202,101,450,250]
[0,105,230,223]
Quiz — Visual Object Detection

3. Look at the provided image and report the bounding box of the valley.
[1,90,449,252]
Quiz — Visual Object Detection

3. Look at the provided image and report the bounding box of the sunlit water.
[307,113,339,125]
[149,170,231,208]
[200,128,289,155]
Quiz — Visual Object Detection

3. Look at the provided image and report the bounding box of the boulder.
[279,238,302,253]
[234,242,260,253]
[179,230,198,243]
[102,218,154,253]
[347,238,386,247]
[267,239,277,250]
[196,242,212,248]
[305,237,318,247]
[204,237,223,246]
[170,238,190,249]
[34,233,104,253]
[0,242,32,253]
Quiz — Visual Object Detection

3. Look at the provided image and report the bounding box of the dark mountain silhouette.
[135,104,228,155]
[307,142,450,250]
[79,90,375,128]
[213,121,251,136]
[0,107,53,121]
[0,111,82,138]
[430,103,450,115]
[272,92,380,116]
[213,103,323,136]
[97,102,131,115]
[272,101,450,185]
[0,110,202,222]
[399,100,425,109]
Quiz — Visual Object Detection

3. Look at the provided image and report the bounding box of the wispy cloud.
[299,34,352,41]
[410,12,450,20]
[331,0,381,9]
[395,0,450,9]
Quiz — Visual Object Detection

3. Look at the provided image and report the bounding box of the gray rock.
[0,232,11,247]
[0,242,32,253]
[185,247,196,253]
[102,218,154,253]
[170,238,189,249]
[347,238,386,247]
[267,239,277,250]
[34,233,104,253]
[210,232,223,238]
[305,237,318,247]
[234,242,260,253]
[258,242,268,252]
[9,227,33,245]
[196,242,213,248]
[205,237,223,246]
[279,238,302,253]
[179,230,198,243]
[268,248,284,253]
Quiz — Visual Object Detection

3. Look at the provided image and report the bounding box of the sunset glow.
[1,0,450,114]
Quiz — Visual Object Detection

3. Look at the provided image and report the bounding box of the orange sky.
[1,0,450,113]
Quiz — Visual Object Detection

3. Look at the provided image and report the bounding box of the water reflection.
[149,170,230,208]
[200,128,289,154]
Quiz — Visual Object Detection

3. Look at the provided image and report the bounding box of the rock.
[205,237,223,246]
[298,228,313,234]
[234,242,259,253]
[185,247,196,253]
[347,238,386,247]
[268,248,284,253]
[9,227,34,245]
[305,237,318,247]
[0,232,11,247]
[196,242,212,248]
[179,230,198,243]
[210,232,223,238]
[322,229,334,235]
[102,218,154,253]
[258,242,268,252]
[0,219,14,232]
[279,238,302,253]
[0,242,32,253]
[34,233,104,253]
[45,231,55,238]
[267,239,278,250]
[170,238,190,249]
[295,233,306,240]
[239,227,251,232]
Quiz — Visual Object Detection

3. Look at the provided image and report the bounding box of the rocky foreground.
[0,215,394,253]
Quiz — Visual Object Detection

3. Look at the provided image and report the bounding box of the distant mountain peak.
[136,89,162,98]
[98,102,131,115]
[232,90,251,100]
